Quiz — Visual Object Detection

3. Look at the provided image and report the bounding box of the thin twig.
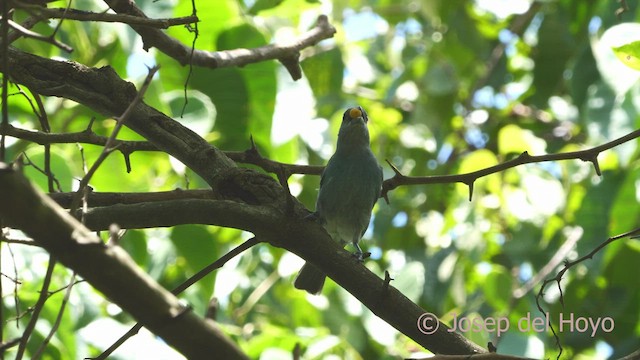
[49,0,72,40]
[513,227,583,299]
[93,236,262,360]
[5,244,21,329]
[6,15,39,44]
[535,226,640,359]
[465,2,542,110]
[180,0,198,117]
[20,153,62,192]
[15,258,56,360]
[32,272,77,360]
[0,0,9,348]
[5,18,73,52]
[0,338,21,353]
[0,237,38,246]
[68,66,159,212]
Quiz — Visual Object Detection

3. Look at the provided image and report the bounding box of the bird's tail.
[294,262,326,295]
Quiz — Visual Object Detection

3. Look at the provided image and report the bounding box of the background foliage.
[3,0,640,359]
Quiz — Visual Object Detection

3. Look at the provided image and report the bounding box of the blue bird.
[294,106,383,294]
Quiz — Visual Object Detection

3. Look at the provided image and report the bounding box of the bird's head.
[337,106,371,150]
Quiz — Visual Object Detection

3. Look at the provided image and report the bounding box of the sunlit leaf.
[612,41,640,70]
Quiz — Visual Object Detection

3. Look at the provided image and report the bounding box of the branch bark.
[102,0,336,80]
[0,163,248,359]
[1,47,486,355]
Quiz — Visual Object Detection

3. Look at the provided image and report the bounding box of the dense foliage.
[2,0,640,359]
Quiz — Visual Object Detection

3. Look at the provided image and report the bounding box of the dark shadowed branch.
[11,1,198,28]
[0,163,249,359]
[94,237,263,359]
[0,47,485,356]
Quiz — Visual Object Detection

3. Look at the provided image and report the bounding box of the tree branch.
[1,46,237,188]
[534,226,640,358]
[45,197,482,355]
[69,66,158,211]
[0,123,324,176]
[0,163,249,359]
[0,46,485,355]
[102,0,336,80]
[382,128,640,201]
[4,18,73,52]
[95,237,263,359]
[12,1,198,29]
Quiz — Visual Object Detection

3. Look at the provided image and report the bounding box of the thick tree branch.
[0,163,248,359]
[1,46,237,188]
[97,237,263,359]
[0,47,485,355]
[102,0,335,80]
[65,197,485,355]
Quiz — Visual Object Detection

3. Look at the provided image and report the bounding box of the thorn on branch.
[276,166,295,214]
[591,155,601,176]
[293,343,301,360]
[381,159,404,203]
[278,53,302,81]
[85,117,96,132]
[206,298,218,321]
[383,270,394,292]
[107,223,122,246]
[248,135,260,158]
[468,181,474,201]
[385,159,402,176]
[382,190,390,205]
[121,150,132,173]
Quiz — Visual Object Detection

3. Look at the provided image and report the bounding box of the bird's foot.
[351,250,371,262]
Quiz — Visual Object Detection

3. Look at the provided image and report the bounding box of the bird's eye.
[349,107,362,119]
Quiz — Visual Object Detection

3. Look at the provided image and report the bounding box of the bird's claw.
[351,251,371,262]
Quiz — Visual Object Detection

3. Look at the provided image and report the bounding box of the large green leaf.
[528,11,574,107]
[171,225,219,307]
[302,48,344,119]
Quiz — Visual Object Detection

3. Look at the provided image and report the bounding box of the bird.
[294,106,383,295]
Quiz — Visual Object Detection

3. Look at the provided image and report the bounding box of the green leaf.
[248,0,285,15]
[189,67,249,150]
[120,230,149,267]
[497,124,546,155]
[167,0,239,51]
[528,11,574,107]
[217,24,276,150]
[612,40,640,70]
[23,148,74,192]
[171,225,219,303]
[393,261,425,302]
[482,267,511,310]
[302,47,344,118]
[161,90,217,135]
